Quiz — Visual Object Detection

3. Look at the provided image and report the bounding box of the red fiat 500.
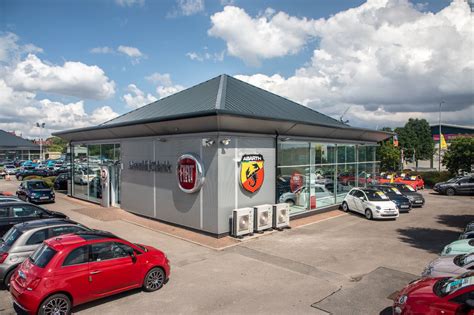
[10,230,170,315]
[393,273,474,315]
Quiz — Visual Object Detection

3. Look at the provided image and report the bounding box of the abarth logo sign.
[240,154,264,193]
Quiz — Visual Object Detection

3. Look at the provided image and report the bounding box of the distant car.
[15,169,52,181]
[465,221,474,233]
[441,239,474,256]
[393,273,474,315]
[10,230,170,315]
[341,188,399,220]
[279,184,332,206]
[3,165,18,175]
[0,218,89,289]
[53,172,70,191]
[459,231,474,240]
[73,169,96,185]
[422,253,474,278]
[389,183,425,207]
[369,185,412,212]
[0,201,67,235]
[16,180,55,204]
[0,196,21,203]
[433,176,474,196]
[397,175,425,190]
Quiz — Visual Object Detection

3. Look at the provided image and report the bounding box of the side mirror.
[127,248,137,263]
[465,299,474,308]
[359,196,365,201]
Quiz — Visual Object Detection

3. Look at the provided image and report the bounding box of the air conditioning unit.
[231,207,254,238]
[273,203,290,230]
[253,204,273,233]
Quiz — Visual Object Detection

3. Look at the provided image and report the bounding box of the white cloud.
[169,0,204,17]
[0,32,42,63]
[233,0,474,128]
[115,0,144,7]
[90,46,114,54]
[156,85,184,99]
[117,45,143,58]
[186,50,225,62]
[122,84,157,109]
[208,6,321,66]
[146,72,172,86]
[7,54,115,100]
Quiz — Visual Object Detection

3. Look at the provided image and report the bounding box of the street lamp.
[438,101,445,172]
[36,122,45,161]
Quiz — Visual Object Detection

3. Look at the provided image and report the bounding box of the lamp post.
[36,122,45,161]
[438,101,445,172]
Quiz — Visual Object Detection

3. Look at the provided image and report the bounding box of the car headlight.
[443,247,451,255]
[398,295,408,304]
[422,266,433,276]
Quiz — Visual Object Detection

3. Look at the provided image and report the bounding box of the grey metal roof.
[0,130,39,149]
[54,74,391,143]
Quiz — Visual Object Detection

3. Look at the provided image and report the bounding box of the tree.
[396,118,435,170]
[47,136,68,153]
[442,137,474,175]
[377,142,400,172]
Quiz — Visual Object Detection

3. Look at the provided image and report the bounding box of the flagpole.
[438,101,444,172]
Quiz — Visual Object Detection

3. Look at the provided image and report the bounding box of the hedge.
[23,175,57,189]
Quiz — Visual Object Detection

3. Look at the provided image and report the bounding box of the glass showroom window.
[72,144,89,201]
[311,143,337,209]
[336,144,356,203]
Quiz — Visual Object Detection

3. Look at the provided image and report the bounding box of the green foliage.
[377,142,400,172]
[23,176,56,188]
[23,176,43,181]
[409,171,451,188]
[47,136,68,153]
[442,137,474,175]
[396,118,435,165]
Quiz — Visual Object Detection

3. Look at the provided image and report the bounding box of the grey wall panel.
[217,135,276,234]
[121,139,155,218]
[201,141,219,233]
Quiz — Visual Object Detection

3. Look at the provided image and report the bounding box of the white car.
[422,253,474,278]
[3,164,18,175]
[341,188,399,220]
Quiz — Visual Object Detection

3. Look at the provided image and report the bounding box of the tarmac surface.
[0,178,472,314]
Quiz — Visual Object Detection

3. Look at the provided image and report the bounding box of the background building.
[55,75,390,237]
[0,129,40,162]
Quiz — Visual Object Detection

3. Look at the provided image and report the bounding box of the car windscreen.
[1,227,23,247]
[454,253,474,267]
[364,190,390,201]
[398,184,415,192]
[29,244,57,268]
[435,275,474,297]
[27,181,49,189]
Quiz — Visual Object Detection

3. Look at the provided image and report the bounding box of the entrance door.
[109,163,121,207]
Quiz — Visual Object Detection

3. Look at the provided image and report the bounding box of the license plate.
[401,205,408,208]
[40,196,49,200]
[415,200,422,203]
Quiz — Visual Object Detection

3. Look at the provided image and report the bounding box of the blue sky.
[0,0,471,138]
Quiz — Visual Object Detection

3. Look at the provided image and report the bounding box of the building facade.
[56,75,389,237]
[0,130,40,161]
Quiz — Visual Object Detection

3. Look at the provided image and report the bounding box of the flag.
[440,134,448,150]
[393,135,399,147]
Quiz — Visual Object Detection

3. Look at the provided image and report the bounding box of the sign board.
[240,154,264,193]
[177,154,204,193]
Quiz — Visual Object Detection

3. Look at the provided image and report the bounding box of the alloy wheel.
[365,209,372,220]
[42,297,69,315]
[146,268,164,291]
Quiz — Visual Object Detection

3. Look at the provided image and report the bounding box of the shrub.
[23,175,43,181]
[23,175,56,188]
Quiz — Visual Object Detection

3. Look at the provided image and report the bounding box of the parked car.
[460,231,474,240]
[0,218,89,289]
[16,169,53,181]
[465,221,474,233]
[73,169,96,185]
[389,183,425,207]
[369,185,412,212]
[341,188,399,220]
[397,174,425,190]
[0,202,67,235]
[441,239,474,256]
[279,184,332,206]
[422,253,474,278]
[0,195,21,203]
[4,165,18,175]
[393,273,474,315]
[433,176,474,196]
[16,180,55,204]
[10,230,170,315]
[53,173,70,191]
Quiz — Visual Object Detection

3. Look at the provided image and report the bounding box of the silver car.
[422,252,474,278]
[0,218,89,288]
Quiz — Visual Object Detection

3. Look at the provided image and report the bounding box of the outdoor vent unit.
[232,207,254,238]
[253,204,273,233]
[273,203,290,230]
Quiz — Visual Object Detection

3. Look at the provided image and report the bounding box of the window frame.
[25,228,50,246]
[62,245,90,267]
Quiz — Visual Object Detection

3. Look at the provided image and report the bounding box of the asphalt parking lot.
[0,179,472,315]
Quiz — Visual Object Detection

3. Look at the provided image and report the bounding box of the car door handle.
[90,270,101,275]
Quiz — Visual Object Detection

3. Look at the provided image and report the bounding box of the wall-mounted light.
[221,138,231,146]
[280,137,291,142]
[202,138,215,147]
[157,138,167,142]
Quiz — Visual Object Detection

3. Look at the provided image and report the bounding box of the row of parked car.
[393,221,474,314]
[341,183,425,220]
[0,195,170,315]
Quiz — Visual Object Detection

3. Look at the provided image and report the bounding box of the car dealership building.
[55,74,390,237]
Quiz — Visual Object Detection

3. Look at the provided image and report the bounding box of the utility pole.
[438,101,445,171]
[36,122,46,161]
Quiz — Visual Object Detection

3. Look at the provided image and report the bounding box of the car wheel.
[446,188,455,196]
[365,209,373,220]
[3,268,15,289]
[143,267,165,292]
[38,293,71,315]
[342,201,349,212]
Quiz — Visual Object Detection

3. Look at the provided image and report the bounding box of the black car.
[370,185,412,212]
[16,180,55,203]
[0,202,67,235]
[389,183,425,207]
[53,172,70,190]
[433,176,474,196]
[15,168,53,181]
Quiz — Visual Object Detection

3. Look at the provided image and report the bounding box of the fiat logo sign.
[177,153,204,193]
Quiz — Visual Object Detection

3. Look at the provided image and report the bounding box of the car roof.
[0,201,40,206]
[15,218,77,232]
[45,230,119,250]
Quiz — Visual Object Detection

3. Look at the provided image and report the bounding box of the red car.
[393,273,474,315]
[10,230,170,315]
[396,175,425,190]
